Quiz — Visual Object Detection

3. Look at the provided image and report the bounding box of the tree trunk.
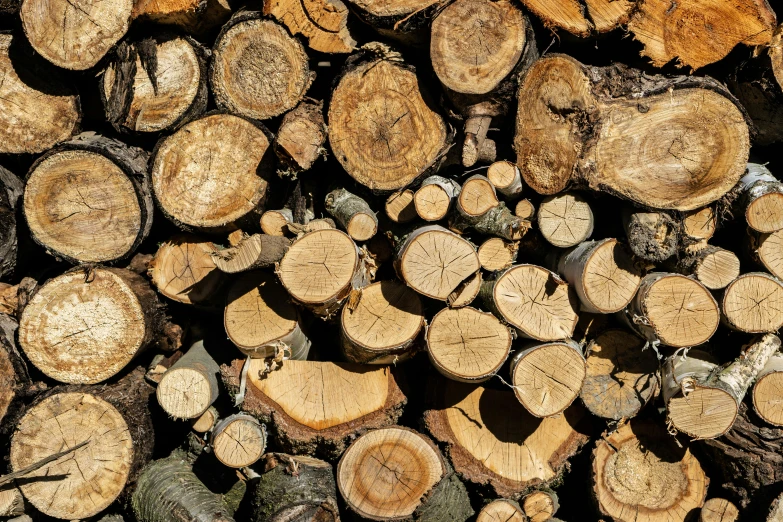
[414,175,460,222]
[477,499,525,522]
[519,0,634,36]
[157,340,220,420]
[211,413,267,468]
[752,352,783,426]
[385,190,417,224]
[211,234,291,274]
[264,0,355,53]
[23,134,154,264]
[515,54,750,211]
[337,426,474,522]
[221,358,406,460]
[325,188,379,242]
[523,490,559,522]
[487,161,524,199]
[700,498,740,522]
[622,208,678,263]
[148,234,224,305]
[722,272,783,333]
[538,193,594,248]
[477,237,518,272]
[274,99,328,174]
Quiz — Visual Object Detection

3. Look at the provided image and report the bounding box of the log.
[156,340,220,420]
[262,209,315,236]
[456,175,498,218]
[148,234,224,305]
[414,175,460,222]
[344,0,443,45]
[325,188,379,242]
[151,113,272,231]
[211,12,312,120]
[477,237,518,272]
[423,381,590,499]
[225,270,311,360]
[477,499,525,522]
[736,164,783,233]
[0,34,80,154]
[211,413,267,468]
[723,272,783,333]
[221,358,406,459]
[191,406,218,433]
[274,99,328,173]
[448,271,482,308]
[701,498,740,522]
[622,273,720,348]
[752,352,783,426]
[750,228,783,279]
[0,487,24,518]
[519,0,634,36]
[523,490,559,522]
[23,134,154,264]
[509,340,586,418]
[336,426,473,522]
[557,238,641,314]
[515,198,536,220]
[0,167,22,281]
[100,34,208,135]
[287,218,336,235]
[538,193,594,248]
[488,161,524,199]
[675,245,741,290]
[20,0,132,69]
[132,0,233,35]
[211,234,291,274]
[450,201,529,240]
[18,266,163,384]
[663,334,780,439]
[264,0,355,53]
[622,208,678,263]
[515,55,750,211]
[385,190,417,224]
[394,225,480,301]
[341,280,424,364]
[683,207,718,245]
[426,306,511,383]
[329,42,450,192]
[278,229,375,318]
[481,264,579,341]
[0,314,36,427]
[592,419,708,522]
[251,453,340,522]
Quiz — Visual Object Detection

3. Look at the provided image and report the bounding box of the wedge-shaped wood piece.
[264,0,356,53]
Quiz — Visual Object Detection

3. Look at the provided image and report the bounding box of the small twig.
[0,439,90,487]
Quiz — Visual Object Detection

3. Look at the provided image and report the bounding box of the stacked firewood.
[4,0,783,521]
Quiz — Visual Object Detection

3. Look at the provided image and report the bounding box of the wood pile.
[5,0,783,521]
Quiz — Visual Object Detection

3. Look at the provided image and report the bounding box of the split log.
[515,199,536,220]
[18,267,163,384]
[622,209,678,263]
[477,238,518,272]
[700,498,740,522]
[538,193,594,248]
[481,264,579,341]
[274,99,328,173]
[0,167,22,281]
[251,453,340,522]
[225,271,311,360]
[0,487,24,518]
[394,225,480,301]
[191,406,218,433]
[736,164,783,233]
[157,340,220,420]
[592,419,707,522]
[211,414,267,468]
[423,381,590,498]
[221,358,406,459]
[519,0,634,36]
[211,234,291,274]
[341,280,424,364]
[264,0,355,53]
[580,329,658,421]
[674,245,741,290]
[149,234,224,305]
[509,340,586,417]
[622,273,720,348]
[325,188,379,242]
[523,490,559,522]
[23,134,153,264]
[100,34,208,134]
[132,0,233,35]
[683,207,718,245]
[663,334,780,439]
[752,352,783,426]
[211,12,312,120]
[337,426,473,521]
[20,0,132,69]
[557,238,641,314]
[723,272,783,333]
[0,34,80,154]
[151,113,272,232]
[329,43,450,192]
[515,54,750,211]
[414,175,460,222]
[427,306,511,383]
[477,499,525,522]
[750,228,783,279]
[386,190,417,224]
[451,202,528,240]
[487,161,524,199]
[278,229,375,317]
[131,0,199,21]
[448,271,482,308]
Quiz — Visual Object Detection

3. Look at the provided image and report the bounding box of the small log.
[477,237,518,272]
[519,0,633,36]
[251,453,340,522]
[329,43,450,192]
[622,208,678,263]
[414,175,461,222]
[325,188,379,242]
[344,0,443,45]
[423,381,590,498]
[477,499,525,522]
[211,12,312,120]
[19,267,163,384]
[278,229,375,318]
[0,487,24,517]
[675,245,740,290]
[264,0,355,53]
[487,161,524,199]
[274,99,328,173]
[580,329,658,421]
[211,413,267,468]
[622,272,720,348]
[523,490,559,522]
[515,199,536,220]
[157,340,220,420]
[456,175,498,218]
[538,193,594,248]
[510,340,585,418]
[385,190,417,224]
[24,134,153,264]
[225,270,311,360]
[0,34,80,154]
[211,234,291,274]
[451,202,529,240]
[191,406,218,433]
[341,280,424,364]
[750,228,783,279]
[700,498,740,522]
[723,272,783,333]
[481,264,579,341]
[394,225,480,301]
[427,306,512,383]
[448,271,482,308]
[752,352,783,426]
[149,234,224,305]
[151,113,272,232]
[664,334,780,439]
[683,207,718,245]
[337,426,473,522]
[592,419,707,522]
[736,163,783,233]
[221,358,406,459]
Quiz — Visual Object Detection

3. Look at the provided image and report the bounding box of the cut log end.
[747,192,783,233]
[623,210,678,263]
[212,414,267,468]
[385,190,417,224]
[448,271,482,308]
[211,234,291,274]
[487,161,524,199]
[753,353,783,426]
[478,237,518,272]
[264,0,356,54]
[191,406,218,433]
[274,99,327,172]
[523,491,559,522]
[149,234,222,305]
[157,341,219,420]
[691,247,741,290]
[326,188,379,242]
[539,193,594,248]
[700,498,739,522]
[458,176,499,217]
[415,183,453,221]
[515,198,536,220]
[753,229,783,279]
[683,207,717,243]
[723,272,783,333]
[477,499,525,522]
[260,210,292,236]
